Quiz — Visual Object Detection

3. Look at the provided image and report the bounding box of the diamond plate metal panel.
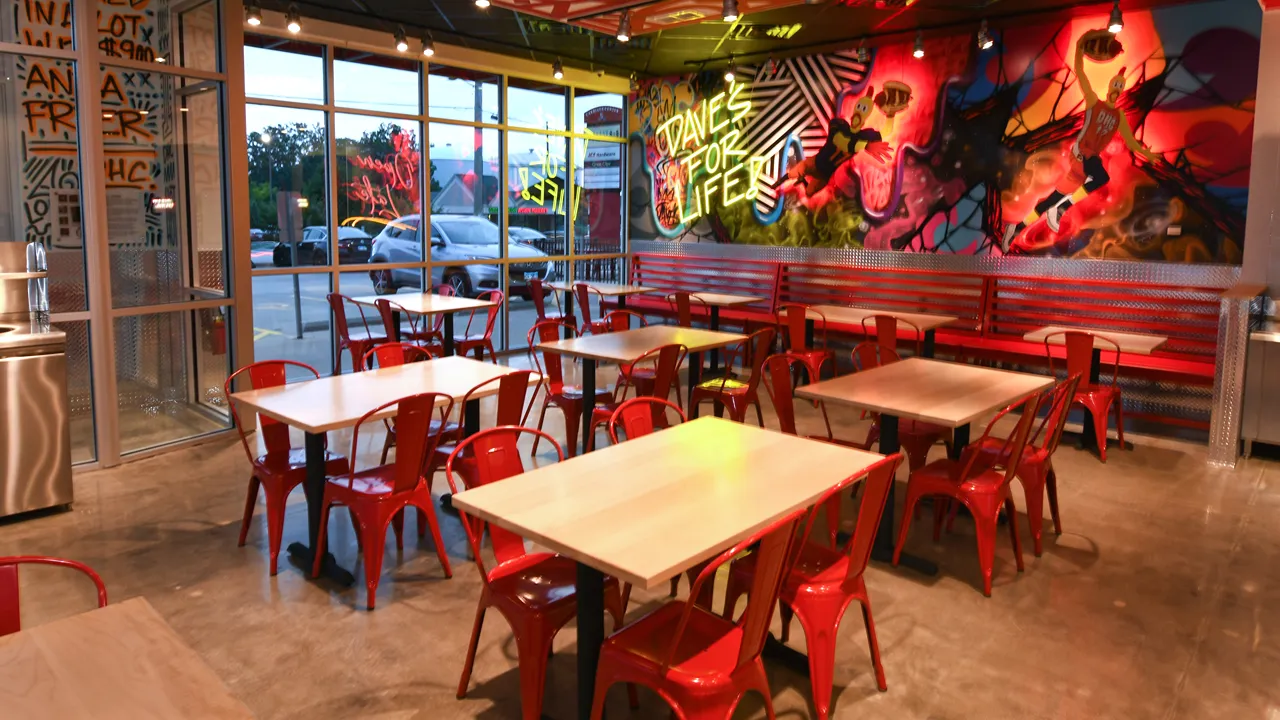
[1208,296,1253,467]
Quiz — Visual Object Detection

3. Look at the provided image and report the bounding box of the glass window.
[507,76,566,132]
[508,131,568,257]
[574,137,624,255]
[63,320,96,464]
[427,65,499,123]
[573,90,624,136]
[428,123,501,254]
[334,48,420,115]
[102,68,228,307]
[574,256,627,285]
[0,53,88,312]
[251,273,333,375]
[173,0,220,72]
[336,114,421,265]
[246,104,327,269]
[244,36,325,105]
[5,0,74,48]
[95,0,165,64]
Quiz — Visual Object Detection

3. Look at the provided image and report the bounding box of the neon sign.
[653,82,765,225]
[516,147,583,222]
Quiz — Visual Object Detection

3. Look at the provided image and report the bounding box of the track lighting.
[1108,0,1123,33]
[552,59,564,80]
[722,0,739,23]
[422,35,436,57]
[245,3,262,26]
[617,11,631,42]
[394,27,409,52]
[476,0,491,9]
[913,30,924,59]
[630,73,639,92]
[856,38,870,63]
[286,4,301,33]
[724,58,736,83]
[977,20,993,50]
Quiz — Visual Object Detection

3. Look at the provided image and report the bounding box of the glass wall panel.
[574,256,627,284]
[427,65,499,124]
[102,67,228,307]
[173,0,220,73]
[94,0,180,65]
[508,131,568,258]
[62,320,95,464]
[244,36,325,104]
[429,262,506,351]
[574,137,623,255]
[0,52,88,312]
[336,114,420,266]
[115,308,232,454]
[573,90,623,136]
[333,48,419,115]
[506,77,566,132]
[245,104,326,268]
[252,272,333,375]
[5,0,74,48]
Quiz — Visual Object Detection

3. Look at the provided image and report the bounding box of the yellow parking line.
[253,328,282,341]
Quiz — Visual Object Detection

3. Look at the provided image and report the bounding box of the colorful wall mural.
[627,0,1258,263]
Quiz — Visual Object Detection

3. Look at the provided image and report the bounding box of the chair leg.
[457,595,488,698]
[391,509,405,551]
[972,503,998,596]
[263,482,289,576]
[358,508,396,610]
[380,431,394,465]
[669,576,680,598]
[721,567,749,621]
[531,398,550,457]
[1046,467,1063,535]
[416,498,453,578]
[237,475,261,547]
[753,400,765,427]
[1020,466,1048,556]
[793,600,844,720]
[1091,400,1110,463]
[892,487,923,566]
[561,404,582,458]
[1004,497,1024,572]
[620,583,632,614]
[779,602,794,644]
[1114,393,1126,450]
[820,401,834,440]
[512,620,557,720]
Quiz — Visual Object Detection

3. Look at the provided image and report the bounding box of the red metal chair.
[373,298,444,356]
[952,374,1082,556]
[778,303,835,379]
[360,343,454,465]
[588,343,687,451]
[588,507,807,720]
[666,291,710,328]
[312,392,457,609]
[575,282,610,335]
[1045,331,1125,462]
[893,391,1043,596]
[528,319,613,457]
[853,342,951,473]
[327,293,387,373]
[861,314,925,357]
[721,452,907,718]
[530,277,575,328]
[1,556,108,636]
[691,327,776,425]
[456,289,503,361]
[227,360,350,575]
[421,284,457,347]
[448,426,625,720]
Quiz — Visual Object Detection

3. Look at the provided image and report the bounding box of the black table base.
[440,397,481,514]
[296,431,355,586]
[576,563,605,719]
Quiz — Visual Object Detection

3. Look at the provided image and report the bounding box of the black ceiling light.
[723,57,736,83]
[977,20,993,51]
[1108,0,1124,33]
[722,0,739,23]
[422,34,436,57]
[476,0,491,9]
[394,26,409,52]
[617,11,631,42]
[245,3,262,26]
[856,37,870,63]
[285,3,301,33]
[913,30,925,59]
[552,58,564,80]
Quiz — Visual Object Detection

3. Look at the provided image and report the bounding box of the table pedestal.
[287,431,355,586]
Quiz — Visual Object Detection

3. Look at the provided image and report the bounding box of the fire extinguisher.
[201,308,227,355]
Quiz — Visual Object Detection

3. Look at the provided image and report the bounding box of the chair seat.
[695,376,749,393]
[538,311,575,323]
[603,600,745,683]
[553,385,614,401]
[970,436,1049,467]
[731,540,850,590]
[325,466,423,498]
[913,458,1008,495]
[901,419,949,438]
[489,553,614,612]
[258,448,349,477]
[344,327,387,344]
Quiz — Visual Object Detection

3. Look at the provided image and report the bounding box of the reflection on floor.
[3,368,1278,719]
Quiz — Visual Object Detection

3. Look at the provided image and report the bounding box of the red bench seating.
[622,254,781,328]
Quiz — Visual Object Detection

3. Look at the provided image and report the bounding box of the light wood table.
[537,325,746,454]
[349,292,497,355]
[230,355,538,585]
[808,304,958,358]
[1023,325,1167,453]
[0,597,252,719]
[452,417,885,720]
[796,357,1053,574]
[689,292,767,372]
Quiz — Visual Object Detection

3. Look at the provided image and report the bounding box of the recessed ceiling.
[281,0,1200,77]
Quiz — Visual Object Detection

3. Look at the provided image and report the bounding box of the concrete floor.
[3,371,1279,719]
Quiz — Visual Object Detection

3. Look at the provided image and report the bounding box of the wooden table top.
[0,597,252,719]
[808,304,958,332]
[796,357,1054,428]
[690,292,766,307]
[545,282,657,297]
[452,417,884,590]
[230,355,538,434]
[348,293,496,316]
[536,325,746,363]
[1022,326,1168,355]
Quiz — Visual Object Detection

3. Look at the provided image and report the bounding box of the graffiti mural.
[627,0,1257,263]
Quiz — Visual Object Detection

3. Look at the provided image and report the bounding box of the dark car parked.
[273,226,372,266]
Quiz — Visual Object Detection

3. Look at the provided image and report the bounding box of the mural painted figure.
[782,86,895,206]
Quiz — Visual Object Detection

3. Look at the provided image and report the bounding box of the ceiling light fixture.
[394,26,409,52]
[616,11,631,42]
[1108,0,1123,33]
[855,38,870,63]
[422,34,436,57]
[913,30,925,59]
[977,20,993,50]
[286,4,301,33]
[629,72,639,92]
[552,59,564,80]
[722,0,739,23]
[245,3,262,26]
[476,0,491,9]
[724,57,736,83]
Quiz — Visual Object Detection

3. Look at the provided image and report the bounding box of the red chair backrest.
[462,370,537,427]
[225,360,319,462]
[956,392,1043,490]
[735,327,776,398]
[0,556,108,636]
[625,343,687,399]
[760,353,808,436]
[362,342,435,370]
[445,426,565,580]
[777,303,812,353]
[426,284,455,332]
[573,283,596,326]
[841,453,906,580]
[529,278,549,319]
[666,292,708,328]
[327,293,375,343]
[607,397,686,443]
[851,341,900,371]
[1045,331,1119,386]
[677,508,806,672]
[861,314,923,357]
[528,319,572,393]
[1034,373,1084,456]
[604,309,647,332]
[349,392,454,493]
[464,290,503,338]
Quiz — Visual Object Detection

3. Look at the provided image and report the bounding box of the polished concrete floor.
[4,371,1279,719]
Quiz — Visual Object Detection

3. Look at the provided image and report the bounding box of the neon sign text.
[516,147,583,222]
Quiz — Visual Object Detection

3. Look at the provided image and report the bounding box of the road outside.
[251,273,543,374]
